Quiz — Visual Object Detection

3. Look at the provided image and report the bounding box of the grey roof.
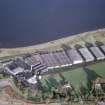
[35,65,48,72]
[66,49,83,64]
[14,58,29,69]
[40,53,60,68]
[41,68,49,73]
[6,67,24,75]
[53,51,72,67]
[100,45,105,53]
[60,51,72,66]
[5,59,30,75]
[40,53,53,67]
[48,53,60,67]
[24,55,41,66]
[79,47,95,62]
[41,52,72,69]
[28,63,47,73]
[7,62,18,70]
[33,54,44,64]
[53,52,64,66]
[89,46,105,60]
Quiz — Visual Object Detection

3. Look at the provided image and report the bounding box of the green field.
[41,61,105,92]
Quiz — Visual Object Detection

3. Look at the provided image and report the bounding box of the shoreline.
[0,28,105,58]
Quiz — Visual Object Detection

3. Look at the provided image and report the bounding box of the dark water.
[0,0,105,48]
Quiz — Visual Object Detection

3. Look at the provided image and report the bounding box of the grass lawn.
[41,61,105,91]
[87,62,105,78]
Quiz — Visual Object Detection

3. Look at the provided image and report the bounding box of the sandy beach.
[0,28,105,58]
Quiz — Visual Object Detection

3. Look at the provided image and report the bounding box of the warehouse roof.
[66,49,83,64]
[53,51,65,66]
[6,67,24,75]
[14,58,30,69]
[24,55,41,66]
[40,53,54,67]
[89,46,105,60]
[49,53,61,68]
[79,47,94,62]
[40,53,60,68]
[27,75,42,84]
[53,51,72,67]
[100,45,105,53]
[33,54,44,64]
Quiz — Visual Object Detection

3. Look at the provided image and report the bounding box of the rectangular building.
[27,75,37,84]
[24,55,41,70]
[53,51,72,67]
[89,46,105,60]
[53,51,65,66]
[100,45,105,54]
[34,54,44,64]
[79,47,95,62]
[5,66,24,75]
[60,51,72,66]
[48,53,61,69]
[40,53,60,69]
[66,49,83,64]
[15,58,30,70]
[40,53,53,67]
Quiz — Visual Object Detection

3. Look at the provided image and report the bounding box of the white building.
[27,75,42,84]
[27,75,37,84]
[40,53,60,69]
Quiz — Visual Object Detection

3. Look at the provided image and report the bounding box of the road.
[0,79,11,88]
[0,78,24,97]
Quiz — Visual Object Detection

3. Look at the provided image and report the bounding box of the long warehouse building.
[78,47,95,62]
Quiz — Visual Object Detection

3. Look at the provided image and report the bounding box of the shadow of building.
[85,42,93,48]
[61,44,71,50]
[95,41,104,47]
[74,44,83,49]
[83,66,101,89]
